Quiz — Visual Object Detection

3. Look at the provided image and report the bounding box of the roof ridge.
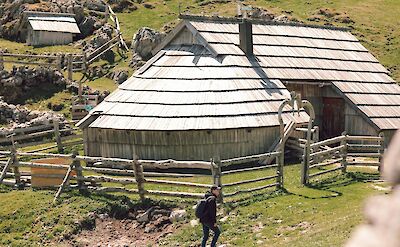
[179,14,351,32]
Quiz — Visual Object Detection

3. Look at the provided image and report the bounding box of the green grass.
[162,165,385,247]
[0,160,386,246]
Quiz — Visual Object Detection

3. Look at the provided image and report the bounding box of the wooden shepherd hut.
[78,15,400,161]
[20,11,81,47]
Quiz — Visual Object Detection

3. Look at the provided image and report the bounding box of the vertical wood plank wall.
[83,126,280,160]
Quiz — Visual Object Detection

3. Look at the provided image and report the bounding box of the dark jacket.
[200,191,217,226]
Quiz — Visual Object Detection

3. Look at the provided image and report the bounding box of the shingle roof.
[27,15,80,34]
[82,17,400,131]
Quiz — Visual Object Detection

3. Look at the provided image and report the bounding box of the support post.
[82,52,88,74]
[378,132,385,172]
[276,153,283,189]
[53,119,63,153]
[213,155,223,203]
[340,132,348,173]
[105,5,110,23]
[73,150,84,190]
[67,53,73,82]
[133,156,145,202]
[56,54,62,71]
[11,146,21,188]
[0,50,4,71]
[54,155,75,203]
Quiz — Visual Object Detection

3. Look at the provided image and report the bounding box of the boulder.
[131,27,166,60]
[111,69,129,84]
[169,209,187,222]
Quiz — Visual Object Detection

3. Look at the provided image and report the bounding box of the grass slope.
[0,163,386,246]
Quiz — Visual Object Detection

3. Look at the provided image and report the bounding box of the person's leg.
[210,225,221,247]
[201,223,210,247]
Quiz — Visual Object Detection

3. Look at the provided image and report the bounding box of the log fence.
[0,148,284,203]
[302,133,384,184]
[0,119,82,152]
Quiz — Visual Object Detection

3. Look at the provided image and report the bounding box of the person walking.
[198,185,221,247]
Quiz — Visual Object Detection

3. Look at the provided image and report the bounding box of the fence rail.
[0,148,283,203]
[302,133,384,184]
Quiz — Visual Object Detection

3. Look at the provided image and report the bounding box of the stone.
[190,219,199,227]
[111,69,129,84]
[169,209,187,222]
[131,27,166,61]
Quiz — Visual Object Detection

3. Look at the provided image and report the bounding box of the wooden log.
[145,178,211,188]
[141,159,212,170]
[0,51,3,70]
[0,60,54,67]
[82,166,135,175]
[15,161,71,170]
[53,119,63,153]
[309,158,342,169]
[53,162,74,203]
[0,157,13,184]
[56,54,62,71]
[347,153,381,158]
[221,151,280,166]
[88,186,139,194]
[133,158,145,201]
[310,136,346,149]
[2,53,57,59]
[346,136,383,142]
[0,129,55,143]
[75,175,137,185]
[67,53,73,81]
[223,175,278,187]
[0,124,53,137]
[309,145,346,159]
[347,162,380,167]
[308,166,342,178]
[145,189,204,199]
[15,152,71,158]
[223,183,279,197]
[347,144,381,151]
[11,147,21,187]
[221,164,278,175]
[341,132,348,173]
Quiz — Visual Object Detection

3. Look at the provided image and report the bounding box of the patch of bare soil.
[59,205,180,247]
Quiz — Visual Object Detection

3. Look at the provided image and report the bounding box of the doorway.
[322,97,345,139]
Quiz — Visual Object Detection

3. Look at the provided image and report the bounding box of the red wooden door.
[322,98,345,139]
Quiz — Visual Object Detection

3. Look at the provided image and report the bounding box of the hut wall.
[286,83,379,138]
[27,28,73,46]
[83,126,279,161]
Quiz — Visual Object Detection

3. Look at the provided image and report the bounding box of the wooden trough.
[31,157,75,188]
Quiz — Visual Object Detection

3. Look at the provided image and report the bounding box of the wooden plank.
[310,136,346,148]
[309,166,342,178]
[309,145,346,159]
[221,151,280,166]
[309,158,342,169]
[0,157,13,184]
[223,175,278,187]
[223,183,279,197]
[347,144,381,151]
[221,164,278,175]
[53,163,74,202]
[145,189,204,199]
[145,178,211,188]
[88,186,139,194]
[75,175,137,185]
[346,136,383,142]
[347,161,380,167]
[347,153,381,158]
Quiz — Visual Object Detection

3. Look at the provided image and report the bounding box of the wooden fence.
[0,120,82,153]
[0,149,283,203]
[0,52,63,71]
[302,133,384,184]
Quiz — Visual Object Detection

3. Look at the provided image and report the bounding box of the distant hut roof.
[80,16,400,131]
[23,11,80,34]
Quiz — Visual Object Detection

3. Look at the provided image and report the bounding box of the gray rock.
[169,209,187,222]
[111,69,129,84]
[131,27,166,61]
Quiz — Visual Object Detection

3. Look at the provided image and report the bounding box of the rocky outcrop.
[0,98,65,132]
[346,131,400,247]
[0,66,66,103]
[129,27,166,68]
[110,69,129,84]
[81,23,115,62]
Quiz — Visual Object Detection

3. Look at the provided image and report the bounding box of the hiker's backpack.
[195,198,209,219]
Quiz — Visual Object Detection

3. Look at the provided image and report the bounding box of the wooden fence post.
[56,54,62,71]
[0,50,4,70]
[276,153,283,189]
[340,132,348,173]
[53,119,63,153]
[105,5,110,23]
[67,53,73,82]
[11,146,21,188]
[54,154,75,203]
[213,155,223,203]
[378,132,385,172]
[82,52,88,74]
[73,150,84,190]
[133,157,145,202]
